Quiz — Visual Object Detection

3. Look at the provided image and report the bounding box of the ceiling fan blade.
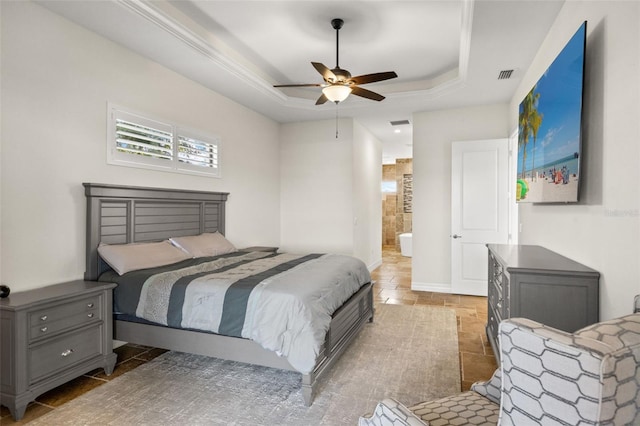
[273,83,322,88]
[315,93,329,105]
[351,86,385,102]
[312,62,337,82]
[349,71,398,85]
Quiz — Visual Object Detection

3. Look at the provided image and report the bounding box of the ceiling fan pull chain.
[335,102,339,139]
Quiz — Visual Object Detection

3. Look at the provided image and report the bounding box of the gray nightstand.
[0,280,117,420]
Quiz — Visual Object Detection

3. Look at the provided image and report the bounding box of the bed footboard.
[302,281,374,405]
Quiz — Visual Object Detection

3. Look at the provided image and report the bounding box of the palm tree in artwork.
[518,96,532,179]
[530,106,543,181]
[518,86,542,180]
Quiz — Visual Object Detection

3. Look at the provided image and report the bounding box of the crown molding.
[115,0,474,106]
[116,0,286,102]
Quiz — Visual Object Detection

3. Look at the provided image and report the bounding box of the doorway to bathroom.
[382,159,413,256]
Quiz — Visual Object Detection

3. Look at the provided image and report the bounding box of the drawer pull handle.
[61,349,74,357]
[41,326,48,333]
[40,315,48,322]
[87,303,94,308]
[87,313,94,318]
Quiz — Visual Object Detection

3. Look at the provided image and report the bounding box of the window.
[107,104,221,177]
[381,181,397,193]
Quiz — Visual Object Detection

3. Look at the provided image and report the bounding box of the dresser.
[486,244,599,361]
[0,280,117,420]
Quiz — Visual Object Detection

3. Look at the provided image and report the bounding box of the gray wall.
[279,118,383,270]
[411,104,510,292]
[0,2,383,295]
[1,2,281,291]
[510,1,640,320]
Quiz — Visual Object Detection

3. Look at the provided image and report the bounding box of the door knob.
[451,234,462,239]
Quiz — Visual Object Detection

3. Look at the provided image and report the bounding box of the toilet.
[399,233,412,257]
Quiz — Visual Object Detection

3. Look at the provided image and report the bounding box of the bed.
[83,183,374,405]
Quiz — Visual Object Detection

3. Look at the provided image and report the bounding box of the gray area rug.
[32,304,460,425]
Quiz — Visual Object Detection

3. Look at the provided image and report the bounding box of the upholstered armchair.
[360,296,640,425]
[358,370,501,425]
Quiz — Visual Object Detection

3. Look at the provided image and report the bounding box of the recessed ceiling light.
[394,129,401,134]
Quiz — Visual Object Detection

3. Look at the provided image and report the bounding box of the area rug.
[31,304,460,425]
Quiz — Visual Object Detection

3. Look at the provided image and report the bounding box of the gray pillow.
[170,232,237,258]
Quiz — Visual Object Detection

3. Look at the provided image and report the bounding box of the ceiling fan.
[274,18,398,105]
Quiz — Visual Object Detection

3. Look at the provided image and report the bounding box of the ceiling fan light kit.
[274,18,398,105]
[322,85,352,103]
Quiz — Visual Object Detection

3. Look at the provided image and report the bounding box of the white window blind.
[178,132,219,172]
[107,104,221,177]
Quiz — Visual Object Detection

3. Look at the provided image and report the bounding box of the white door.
[451,139,509,296]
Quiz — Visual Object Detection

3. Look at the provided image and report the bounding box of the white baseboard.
[368,259,382,272]
[412,281,488,296]
[113,339,127,349]
[411,281,452,293]
[459,288,488,297]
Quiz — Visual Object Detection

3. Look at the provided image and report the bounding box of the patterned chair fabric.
[407,389,499,425]
[357,398,427,426]
[358,370,501,426]
[360,297,640,426]
[499,313,640,425]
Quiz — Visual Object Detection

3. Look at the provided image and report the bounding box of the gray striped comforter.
[101,251,371,373]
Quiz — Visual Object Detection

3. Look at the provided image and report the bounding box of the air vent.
[390,120,411,126]
[498,70,514,80]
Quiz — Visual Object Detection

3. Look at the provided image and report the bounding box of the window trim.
[107,103,221,178]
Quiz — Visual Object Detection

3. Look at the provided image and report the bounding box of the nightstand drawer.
[29,324,102,384]
[29,295,101,341]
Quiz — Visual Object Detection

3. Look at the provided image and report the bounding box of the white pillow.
[170,232,237,258]
[98,240,191,275]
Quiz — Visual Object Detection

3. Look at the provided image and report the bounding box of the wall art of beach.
[517,22,586,203]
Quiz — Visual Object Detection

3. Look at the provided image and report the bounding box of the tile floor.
[1,248,497,424]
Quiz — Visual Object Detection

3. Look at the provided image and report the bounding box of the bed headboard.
[84,183,229,280]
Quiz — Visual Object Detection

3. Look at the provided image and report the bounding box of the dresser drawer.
[490,254,503,278]
[501,274,510,317]
[487,305,501,346]
[29,295,101,341]
[29,324,103,384]
[488,282,503,319]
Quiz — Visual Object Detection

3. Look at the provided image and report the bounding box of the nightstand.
[0,280,117,420]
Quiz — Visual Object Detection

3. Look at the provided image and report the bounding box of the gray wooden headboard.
[84,183,229,280]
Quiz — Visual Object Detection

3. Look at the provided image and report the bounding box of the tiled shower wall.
[382,165,397,246]
[382,159,413,249]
